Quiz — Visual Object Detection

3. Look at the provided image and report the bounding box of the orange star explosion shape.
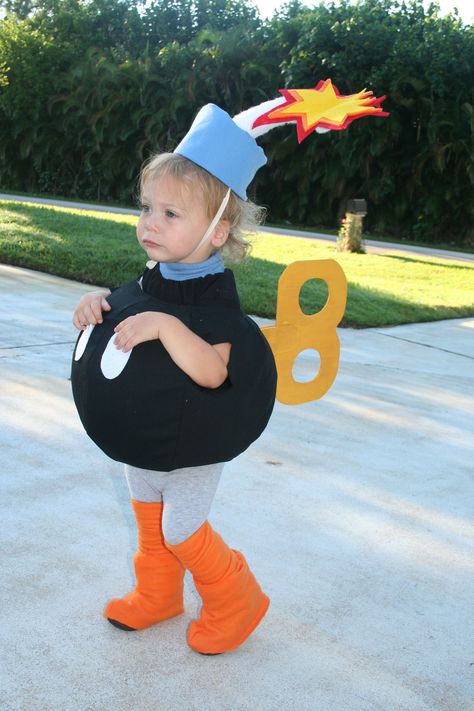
[252,79,388,143]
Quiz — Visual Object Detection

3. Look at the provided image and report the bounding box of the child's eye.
[140,204,151,214]
[165,209,177,219]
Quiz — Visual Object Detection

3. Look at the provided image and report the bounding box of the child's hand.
[72,291,112,330]
[113,312,164,352]
[114,312,230,388]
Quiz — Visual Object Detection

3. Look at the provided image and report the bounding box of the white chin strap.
[189,188,231,256]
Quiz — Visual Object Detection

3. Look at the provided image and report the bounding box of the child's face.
[137,176,228,263]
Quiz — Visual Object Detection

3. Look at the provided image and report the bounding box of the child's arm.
[72,290,112,330]
[113,312,230,389]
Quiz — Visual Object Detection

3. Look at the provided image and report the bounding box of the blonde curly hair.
[139,153,266,263]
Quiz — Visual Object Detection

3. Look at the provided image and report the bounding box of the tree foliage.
[0,0,472,244]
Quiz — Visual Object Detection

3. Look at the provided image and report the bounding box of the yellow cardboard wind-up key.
[261,259,347,405]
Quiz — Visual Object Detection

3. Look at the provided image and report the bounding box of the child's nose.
[145,214,160,232]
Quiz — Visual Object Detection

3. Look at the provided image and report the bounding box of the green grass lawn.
[1,199,473,328]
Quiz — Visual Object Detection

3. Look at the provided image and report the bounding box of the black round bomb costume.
[71,264,276,471]
[71,86,388,472]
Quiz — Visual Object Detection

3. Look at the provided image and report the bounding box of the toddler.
[71,114,277,655]
[71,83,386,655]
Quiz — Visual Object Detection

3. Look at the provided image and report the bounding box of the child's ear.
[211,220,230,248]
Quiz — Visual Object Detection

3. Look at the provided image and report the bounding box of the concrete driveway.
[1,264,473,711]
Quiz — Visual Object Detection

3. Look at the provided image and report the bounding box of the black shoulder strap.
[106,279,148,313]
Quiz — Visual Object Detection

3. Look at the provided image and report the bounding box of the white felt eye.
[100,334,133,379]
[74,324,94,361]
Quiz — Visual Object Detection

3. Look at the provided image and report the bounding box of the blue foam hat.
[174,104,267,200]
[173,84,388,201]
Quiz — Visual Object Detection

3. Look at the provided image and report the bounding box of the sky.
[254,0,473,23]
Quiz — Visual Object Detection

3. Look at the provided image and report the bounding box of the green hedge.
[0,0,473,245]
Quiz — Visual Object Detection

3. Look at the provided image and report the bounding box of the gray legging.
[124,462,224,545]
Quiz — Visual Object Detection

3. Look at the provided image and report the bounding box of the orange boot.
[167,521,269,654]
[104,499,185,630]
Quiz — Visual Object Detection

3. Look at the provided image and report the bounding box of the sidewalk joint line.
[374,331,474,361]
[0,340,76,350]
